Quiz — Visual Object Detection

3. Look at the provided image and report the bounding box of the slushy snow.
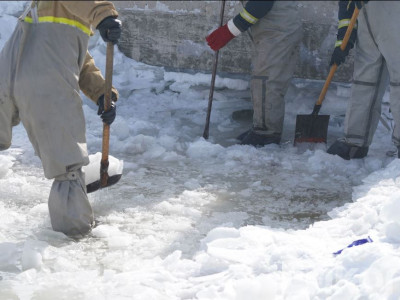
[0,2,400,299]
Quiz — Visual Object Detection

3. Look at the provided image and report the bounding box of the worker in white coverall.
[0,1,121,236]
[206,0,302,146]
[327,0,400,160]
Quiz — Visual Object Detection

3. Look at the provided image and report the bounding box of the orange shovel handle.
[316,6,360,106]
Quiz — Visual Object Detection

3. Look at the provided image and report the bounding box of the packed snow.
[0,2,400,299]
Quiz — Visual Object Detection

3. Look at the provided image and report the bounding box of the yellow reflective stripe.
[335,40,342,48]
[24,16,91,36]
[338,19,358,31]
[338,19,350,29]
[240,9,258,24]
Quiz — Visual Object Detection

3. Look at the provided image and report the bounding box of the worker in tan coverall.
[327,1,400,160]
[0,1,121,236]
[206,1,302,146]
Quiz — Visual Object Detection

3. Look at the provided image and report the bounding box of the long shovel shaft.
[203,0,226,139]
[315,6,359,107]
[203,50,220,139]
[100,42,114,187]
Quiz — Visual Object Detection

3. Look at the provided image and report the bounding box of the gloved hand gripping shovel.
[294,7,360,145]
[86,42,122,193]
[203,0,226,139]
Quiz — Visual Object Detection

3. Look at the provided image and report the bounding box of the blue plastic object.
[333,236,373,256]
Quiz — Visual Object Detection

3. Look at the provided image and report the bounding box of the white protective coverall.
[0,1,118,236]
[249,1,302,136]
[343,1,400,148]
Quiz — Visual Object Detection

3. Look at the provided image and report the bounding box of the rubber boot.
[236,129,251,141]
[240,129,281,147]
[327,139,369,160]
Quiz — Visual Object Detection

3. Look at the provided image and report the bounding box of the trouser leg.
[358,1,400,147]
[48,166,94,236]
[250,14,302,135]
[0,101,13,150]
[251,75,290,135]
[343,5,391,147]
[250,39,301,134]
[390,84,400,147]
[13,22,89,180]
[344,63,389,147]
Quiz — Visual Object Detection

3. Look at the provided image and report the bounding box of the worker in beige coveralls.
[0,1,121,236]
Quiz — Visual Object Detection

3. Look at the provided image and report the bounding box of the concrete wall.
[114,1,354,82]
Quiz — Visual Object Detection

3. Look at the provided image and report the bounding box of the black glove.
[330,26,357,67]
[97,16,122,44]
[97,93,117,125]
[330,46,351,66]
[355,1,368,9]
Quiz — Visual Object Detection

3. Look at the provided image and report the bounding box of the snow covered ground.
[1,2,400,299]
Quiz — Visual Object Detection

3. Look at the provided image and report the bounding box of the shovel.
[86,42,122,193]
[294,6,360,145]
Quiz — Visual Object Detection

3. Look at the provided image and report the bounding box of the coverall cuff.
[227,19,242,37]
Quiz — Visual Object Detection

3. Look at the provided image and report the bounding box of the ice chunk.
[0,155,14,178]
[21,240,47,271]
[83,152,123,185]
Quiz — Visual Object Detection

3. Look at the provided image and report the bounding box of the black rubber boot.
[327,140,369,160]
[236,129,251,141]
[240,129,281,147]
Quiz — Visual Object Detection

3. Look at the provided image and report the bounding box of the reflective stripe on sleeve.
[338,18,358,30]
[24,16,91,36]
[335,40,343,48]
[239,9,258,25]
[338,19,350,29]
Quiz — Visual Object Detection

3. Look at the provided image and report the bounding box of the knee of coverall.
[0,98,19,151]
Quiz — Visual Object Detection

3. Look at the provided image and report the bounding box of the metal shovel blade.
[294,114,330,145]
[86,174,122,194]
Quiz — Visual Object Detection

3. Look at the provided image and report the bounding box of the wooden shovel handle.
[100,42,114,187]
[316,6,360,106]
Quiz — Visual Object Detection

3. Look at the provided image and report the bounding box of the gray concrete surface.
[114,1,354,82]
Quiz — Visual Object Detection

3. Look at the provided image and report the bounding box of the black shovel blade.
[86,174,122,194]
[294,114,330,145]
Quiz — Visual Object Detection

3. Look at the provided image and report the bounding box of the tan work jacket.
[23,1,118,36]
[23,1,119,102]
